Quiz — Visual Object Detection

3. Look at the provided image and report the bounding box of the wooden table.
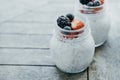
[0,0,120,80]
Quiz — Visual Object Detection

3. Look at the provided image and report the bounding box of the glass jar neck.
[76,0,106,14]
[54,26,90,43]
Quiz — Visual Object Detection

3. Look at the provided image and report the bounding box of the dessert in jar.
[75,0,111,47]
[50,13,95,73]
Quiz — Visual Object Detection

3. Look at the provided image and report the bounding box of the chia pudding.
[75,0,111,47]
[50,14,95,73]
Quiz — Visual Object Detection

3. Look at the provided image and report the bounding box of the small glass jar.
[75,0,111,47]
[50,16,95,73]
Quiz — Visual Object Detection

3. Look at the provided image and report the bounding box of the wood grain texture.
[0,66,87,80]
[5,5,74,23]
[0,0,47,23]
[0,48,54,65]
[0,23,54,34]
[0,0,88,80]
[89,3,120,80]
[0,34,51,48]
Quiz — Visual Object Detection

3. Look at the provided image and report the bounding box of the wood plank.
[1,0,75,23]
[0,7,75,34]
[0,0,47,23]
[6,5,75,23]
[0,34,51,48]
[89,4,120,80]
[5,12,64,23]
[0,8,76,34]
[0,66,87,80]
[20,3,75,13]
[0,23,54,34]
[0,48,54,65]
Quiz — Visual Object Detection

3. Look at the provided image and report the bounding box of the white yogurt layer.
[87,12,110,47]
[50,31,95,73]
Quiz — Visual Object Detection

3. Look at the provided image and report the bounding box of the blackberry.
[79,0,92,5]
[57,16,71,28]
[66,13,74,22]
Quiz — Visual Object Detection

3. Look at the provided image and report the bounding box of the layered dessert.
[77,0,110,47]
[79,0,104,14]
[56,13,85,39]
[50,13,95,73]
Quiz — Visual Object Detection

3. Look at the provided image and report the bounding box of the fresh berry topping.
[72,20,85,30]
[57,16,71,28]
[63,26,72,30]
[66,13,74,22]
[79,0,91,5]
[87,1,94,6]
[93,0,101,6]
[63,26,72,35]
[100,0,104,5]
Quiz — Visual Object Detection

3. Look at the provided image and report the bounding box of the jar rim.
[83,4,104,9]
[56,16,89,33]
[56,25,86,33]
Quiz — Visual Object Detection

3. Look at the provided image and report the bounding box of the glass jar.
[75,0,111,47]
[50,16,95,73]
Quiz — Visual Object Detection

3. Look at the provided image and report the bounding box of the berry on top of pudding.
[79,0,104,7]
[57,15,71,29]
[57,13,85,31]
[80,0,91,5]
[66,13,74,22]
[56,14,85,38]
[100,0,104,5]
[72,19,84,30]
[80,0,104,14]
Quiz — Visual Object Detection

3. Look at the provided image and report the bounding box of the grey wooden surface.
[0,66,87,80]
[89,3,120,80]
[0,0,87,80]
[0,0,120,80]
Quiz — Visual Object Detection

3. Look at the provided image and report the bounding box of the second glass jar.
[75,0,111,47]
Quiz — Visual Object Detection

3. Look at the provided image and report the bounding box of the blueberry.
[79,0,91,5]
[87,1,94,6]
[63,26,72,35]
[66,13,74,22]
[57,16,71,28]
[93,0,101,6]
[63,26,72,30]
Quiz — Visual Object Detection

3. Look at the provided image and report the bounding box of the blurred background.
[0,0,119,35]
